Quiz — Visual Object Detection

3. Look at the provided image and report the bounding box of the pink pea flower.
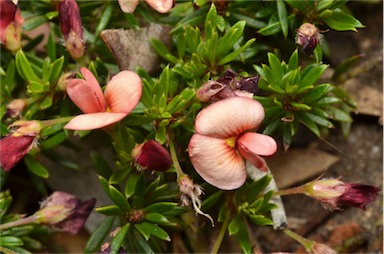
[118,0,174,14]
[64,67,142,130]
[0,0,23,51]
[188,97,277,190]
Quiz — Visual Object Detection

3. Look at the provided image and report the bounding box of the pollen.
[226,137,236,148]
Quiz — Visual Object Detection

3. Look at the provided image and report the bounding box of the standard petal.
[145,0,173,13]
[237,132,277,171]
[64,112,127,130]
[188,134,246,190]
[118,0,139,13]
[66,68,106,113]
[104,71,142,113]
[195,97,265,138]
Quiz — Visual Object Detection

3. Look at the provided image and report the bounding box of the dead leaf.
[100,24,171,74]
[265,147,340,188]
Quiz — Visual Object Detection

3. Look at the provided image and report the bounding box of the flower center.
[226,137,237,148]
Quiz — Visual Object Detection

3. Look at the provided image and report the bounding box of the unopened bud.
[296,23,321,55]
[59,0,85,60]
[6,99,28,118]
[0,120,42,172]
[132,140,172,172]
[303,179,379,210]
[0,0,23,52]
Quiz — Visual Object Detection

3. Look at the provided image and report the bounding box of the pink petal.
[66,68,106,113]
[64,112,127,130]
[237,132,277,171]
[104,71,142,113]
[188,134,246,190]
[195,97,265,138]
[145,0,173,13]
[118,0,139,13]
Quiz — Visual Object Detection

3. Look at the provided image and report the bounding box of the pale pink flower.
[188,97,277,190]
[64,67,142,130]
[118,0,173,14]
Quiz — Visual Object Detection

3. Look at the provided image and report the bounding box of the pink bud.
[36,191,96,234]
[58,0,84,59]
[6,98,28,118]
[132,140,172,172]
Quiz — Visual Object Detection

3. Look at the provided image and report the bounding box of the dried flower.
[58,0,84,59]
[303,179,380,210]
[0,0,23,52]
[178,175,214,226]
[296,23,322,55]
[64,67,142,130]
[197,69,259,102]
[118,0,173,14]
[132,140,172,172]
[0,120,41,172]
[35,191,96,234]
[6,98,28,118]
[188,97,277,190]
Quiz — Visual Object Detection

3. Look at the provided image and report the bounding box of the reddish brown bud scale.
[132,140,172,172]
[336,183,380,210]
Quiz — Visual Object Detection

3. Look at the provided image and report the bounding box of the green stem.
[41,116,74,127]
[210,212,231,254]
[0,246,19,254]
[0,214,39,231]
[273,185,304,196]
[283,228,314,251]
[167,130,186,180]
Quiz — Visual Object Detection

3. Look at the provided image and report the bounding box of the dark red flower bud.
[132,140,172,172]
[303,179,380,210]
[296,23,321,55]
[59,0,84,59]
[0,0,23,51]
[0,120,41,172]
[35,191,96,234]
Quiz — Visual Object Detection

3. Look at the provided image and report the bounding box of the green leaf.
[142,202,178,214]
[217,38,255,65]
[217,21,246,57]
[277,0,288,38]
[267,52,283,80]
[297,111,320,136]
[49,56,64,84]
[109,185,131,212]
[110,223,130,254]
[319,9,364,31]
[228,214,241,235]
[84,216,115,253]
[23,15,48,31]
[316,0,335,12]
[301,83,333,104]
[135,222,171,242]
[287,49,298,71]
[0,236,23,247]
[151,39,179,64]
[236,216,252,254]
[15,50,39,82]
[155,126,166,144]
[95,205,124,216]
[39,132,66,150]
[329,107,352,122]
[231,13,266,29]
[144,213,176,226]
[124,172,142,199]
[201,191,222,211]
[90,151,113,179]
[24,156,49,178]
[298,64,328,93]
[258,21,281,36]
[303,112,334,128]
[284,0,311,13]
[248,214,273,226]
[95,3,113,39]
